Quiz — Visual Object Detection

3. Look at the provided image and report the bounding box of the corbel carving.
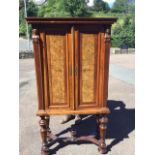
[104,28,111,43]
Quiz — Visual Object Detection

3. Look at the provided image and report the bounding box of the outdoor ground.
[19,54,135,155]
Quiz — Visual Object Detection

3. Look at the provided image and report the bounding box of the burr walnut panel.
[46,34,66,105]
[80,33,97,105]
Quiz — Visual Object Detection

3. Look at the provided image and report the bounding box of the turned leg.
[45,116,52,142]
[70,125,77,141]
[39,116,49,155]
[96,115,100,138]
[45,116,51,134]
[98,114,108,154]
[96,114,99,124]
[75,114,82,124]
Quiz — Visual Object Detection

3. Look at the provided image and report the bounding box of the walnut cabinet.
[27,17,117,154]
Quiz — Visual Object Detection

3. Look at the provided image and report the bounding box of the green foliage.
[19,0,135,48]
[64,0,89,17]
[112,0,135,13]
[19,7,26,36]
[38,0,69,17]
[112,0,128,13]
[19,21,26,36]
[19,0,24,10]
[111,15,135,48]
[19,0,38,36]
[27,0,38,16]
[93,0,110,12]
[38,0,90,17]
[127,2,135,14]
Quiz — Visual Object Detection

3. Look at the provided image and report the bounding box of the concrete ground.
[19,54,135,155]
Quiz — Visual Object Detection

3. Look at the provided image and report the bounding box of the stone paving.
[19,54,135,155]
[109,64,134,85]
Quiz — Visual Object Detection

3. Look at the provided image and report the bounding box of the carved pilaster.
[39,116,49,155]
[104,28,111,43]
[98,114,108,154]
[32,29,44,110]
[104,28,111,101]
[32,29,40,42]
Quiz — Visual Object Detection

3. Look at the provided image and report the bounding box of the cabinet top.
[26,17,117,25]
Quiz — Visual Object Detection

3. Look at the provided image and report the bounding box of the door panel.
[44,28,74,109]
[81,34,96,103]
[47,34,66,104]
[75,28,100,109]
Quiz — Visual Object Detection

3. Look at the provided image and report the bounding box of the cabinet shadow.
[48,100,135,154]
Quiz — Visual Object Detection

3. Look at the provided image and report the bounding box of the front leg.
[96,114,100,138]
[45,116,57,142]
[39,116,49,155]
[45,116,52,142]
[45,116,51,134]
[98,114,108,154]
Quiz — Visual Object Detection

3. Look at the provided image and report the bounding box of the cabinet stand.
[39,114,108,154]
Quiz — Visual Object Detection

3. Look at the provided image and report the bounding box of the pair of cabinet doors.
[37,25,110,114]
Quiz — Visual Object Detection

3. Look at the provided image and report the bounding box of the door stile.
[102,28,111,107]
[40,31,50,110]
[74,28,80,110]
[65,33,70,109]
[71,26,76,110]
[96,32,101,107]
[99,31,105,107]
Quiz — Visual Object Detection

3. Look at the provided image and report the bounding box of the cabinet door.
[40,27,74,110]
[74,26,102,109]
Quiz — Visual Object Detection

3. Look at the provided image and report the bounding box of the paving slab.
[110,54,135,70]
[19,54,135,155]
[109,64,134,85]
